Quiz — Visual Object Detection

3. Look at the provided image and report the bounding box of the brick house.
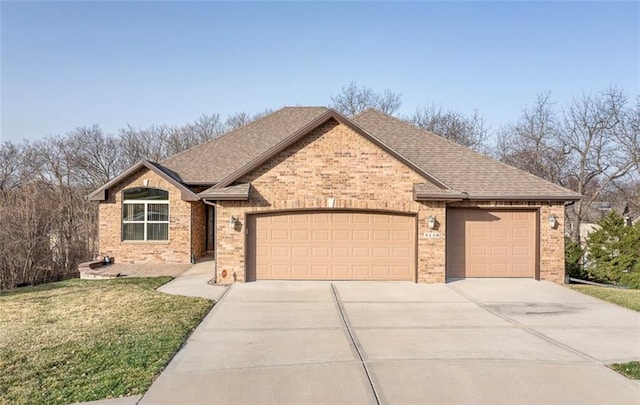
[89,107,580,284]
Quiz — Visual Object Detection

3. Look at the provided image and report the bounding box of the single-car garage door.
[247,211,416,281]
[446,209,537,278]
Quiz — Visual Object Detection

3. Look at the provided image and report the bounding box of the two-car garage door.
[247,211,416,281]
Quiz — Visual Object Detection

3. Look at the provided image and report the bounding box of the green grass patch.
[0,277,213,405]
[569,285,640,312]
[610,361,640,380]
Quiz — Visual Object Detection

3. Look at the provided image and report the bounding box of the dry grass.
[569,285,640,312]
[0,277,213,405]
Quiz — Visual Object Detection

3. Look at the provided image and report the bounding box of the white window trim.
[122,199,170,241]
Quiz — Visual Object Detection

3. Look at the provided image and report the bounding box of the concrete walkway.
[156,260,227,301]
[141,279,640,404]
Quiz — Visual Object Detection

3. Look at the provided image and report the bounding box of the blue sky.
[2,1,639,142]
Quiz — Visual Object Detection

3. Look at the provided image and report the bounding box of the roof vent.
[598,202,612,211]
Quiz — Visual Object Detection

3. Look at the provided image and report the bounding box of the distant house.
[626,211,640,227]
[567,201,630,244]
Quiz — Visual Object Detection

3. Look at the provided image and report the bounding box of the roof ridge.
[357,109,579,196]
[349,108,380,120]
[162,107,325,165]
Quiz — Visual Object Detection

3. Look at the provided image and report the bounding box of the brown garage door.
[247,211,416,281]
[446,209,537,278]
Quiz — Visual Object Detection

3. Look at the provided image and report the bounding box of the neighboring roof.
[88,160,199,202]
[351,109,581,201]
[199,183,251,200]
[162,107,330,185]
[568,201,629,224]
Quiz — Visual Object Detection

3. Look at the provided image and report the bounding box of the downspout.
[203,200,217,284]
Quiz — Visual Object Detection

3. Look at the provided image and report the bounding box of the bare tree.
[224,109,273,131]
[68,126,124,189]
[495,88,635,242]
[0,141,25,191]
[188,113,225,142]
[495,93,567,184]
[118,124,171,165]
[330,82,402,116]
[406,104,488,151]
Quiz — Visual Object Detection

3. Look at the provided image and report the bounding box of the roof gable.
[162,107,331,185]
[88,160,199,202]
[352,109,581,200]
[211,110,447,191]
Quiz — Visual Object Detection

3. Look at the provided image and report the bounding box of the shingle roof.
[162,107,329,184]
[97,106,580,201]
[351,109,580,200]
[413,183,468,201]
[199,183,251,200]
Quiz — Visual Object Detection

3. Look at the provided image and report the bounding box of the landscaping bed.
[0,277,213,405]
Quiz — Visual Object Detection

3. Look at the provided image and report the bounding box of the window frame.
[122,188,170,242]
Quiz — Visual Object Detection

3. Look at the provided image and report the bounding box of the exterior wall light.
[427,215,436,229]
[229,216,239,230]
[548,214,558,229]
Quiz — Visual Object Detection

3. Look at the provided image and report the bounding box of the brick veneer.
[98,167,202,263]
[215,119,445,283]
[215,119,566,284]
[97,120,566,284]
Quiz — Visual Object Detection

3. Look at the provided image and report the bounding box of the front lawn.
[569,285,640,312]
[0,277,213,405]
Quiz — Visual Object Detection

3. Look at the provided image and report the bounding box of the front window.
[122,188,169,241]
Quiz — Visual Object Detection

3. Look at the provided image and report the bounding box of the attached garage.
[446,209,538,279]
[246,211,416,281]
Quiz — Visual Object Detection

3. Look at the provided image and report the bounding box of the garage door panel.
[447,209,536,279]
[292,229,309,240]
[393,247,410,258]
[393,230,411,241]
[250,211,415,281]
[333,230,350,240]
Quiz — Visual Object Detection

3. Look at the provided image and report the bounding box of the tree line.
[1,83,638,288]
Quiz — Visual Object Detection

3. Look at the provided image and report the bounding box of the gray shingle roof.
[162,107,329,184]
[351,109,580,199]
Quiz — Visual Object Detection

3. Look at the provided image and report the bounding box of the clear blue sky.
[2,1,639,142]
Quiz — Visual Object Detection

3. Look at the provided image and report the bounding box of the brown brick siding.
[97,121,566,284]
[98,167,194,263]
[215,119,445,283]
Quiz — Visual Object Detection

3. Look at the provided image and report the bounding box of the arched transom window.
[122,188,169,241]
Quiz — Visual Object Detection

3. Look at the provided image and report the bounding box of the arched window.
[122,188,169,241]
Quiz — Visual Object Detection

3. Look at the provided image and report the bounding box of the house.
[89,107,581,284]
[566,201,630,244]
[625,211,640,227]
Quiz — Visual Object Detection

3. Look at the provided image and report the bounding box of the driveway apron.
[141,280,640,404]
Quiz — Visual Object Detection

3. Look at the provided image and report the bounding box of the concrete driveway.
[142,279,640,404]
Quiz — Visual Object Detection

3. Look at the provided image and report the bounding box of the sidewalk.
[156,259,227,301]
